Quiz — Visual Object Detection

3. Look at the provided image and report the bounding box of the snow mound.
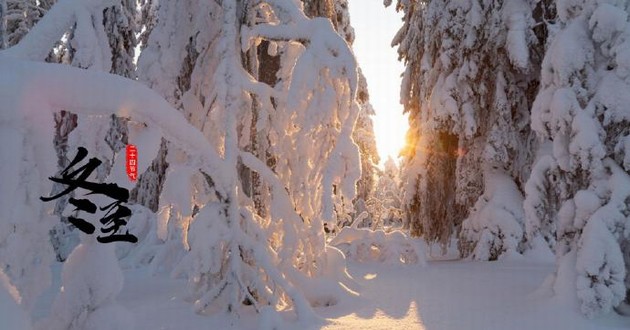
[330,227,427,265]
[460,169,525,261]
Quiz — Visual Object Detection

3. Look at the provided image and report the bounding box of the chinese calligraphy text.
[40,147,138,243]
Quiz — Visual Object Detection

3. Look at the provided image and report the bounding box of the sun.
[373,112,409,166]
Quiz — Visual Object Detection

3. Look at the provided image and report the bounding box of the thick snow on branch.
[503,0,531,69]
[245,6,360,235]
[246,19,357,98]
[523,153,559,250]
[0,56,227,186]
[239,151,304,256]
[1,0,118,61]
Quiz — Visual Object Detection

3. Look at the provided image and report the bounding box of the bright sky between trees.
[348,0,408,166]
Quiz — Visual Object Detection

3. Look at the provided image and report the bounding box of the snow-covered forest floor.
[31,248,630,330]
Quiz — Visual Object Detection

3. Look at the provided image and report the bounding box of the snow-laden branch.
[241,6,358,99]
[262,0,308,23]
[239,151,306,260]
[1,0,118,61]
[321,102,361,222]
[237,206,318,323]
[238,0,362,241]
[0,56,228,193]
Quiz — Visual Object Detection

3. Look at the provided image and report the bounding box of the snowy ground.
[33,255,630,329]
[319,260,629,330]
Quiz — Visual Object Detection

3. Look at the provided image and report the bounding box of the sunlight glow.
[364,273,378,280]
[349,1,408,166]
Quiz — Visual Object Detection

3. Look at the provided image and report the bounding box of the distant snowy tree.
[353,70,380,217]
[331,226,426,265]
[390,0,542,258]
[376,157,403,228]
[356,157,403,230]
[526,0,630,317]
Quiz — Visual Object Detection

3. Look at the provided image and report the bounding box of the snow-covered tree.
[128,0,223,270]
[106,0,361,319]
[42,0,139,260]
[390,0,543,258]
[300,0,379,234]
[459,167,526,260]
[1,0,151,326]
[103,0,137,78]
[1,0,359,319]
[0,0,82,307]
[0,0,131,317]
[355,157,403,230]
[376,157,403,228]
[526,0,630,317]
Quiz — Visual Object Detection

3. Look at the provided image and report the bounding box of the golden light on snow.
[349,1,408,166]
[364,273,378,280]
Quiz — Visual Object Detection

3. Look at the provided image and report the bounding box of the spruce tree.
[391,0,543,259]
[526,0,630,317]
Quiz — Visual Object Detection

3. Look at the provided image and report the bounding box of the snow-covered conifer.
[376,157,403,228]
[526,0,630,317]
[390,0,542,258]
[357,157,403,230]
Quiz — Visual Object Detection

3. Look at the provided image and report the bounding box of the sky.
[348,0,408,166]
